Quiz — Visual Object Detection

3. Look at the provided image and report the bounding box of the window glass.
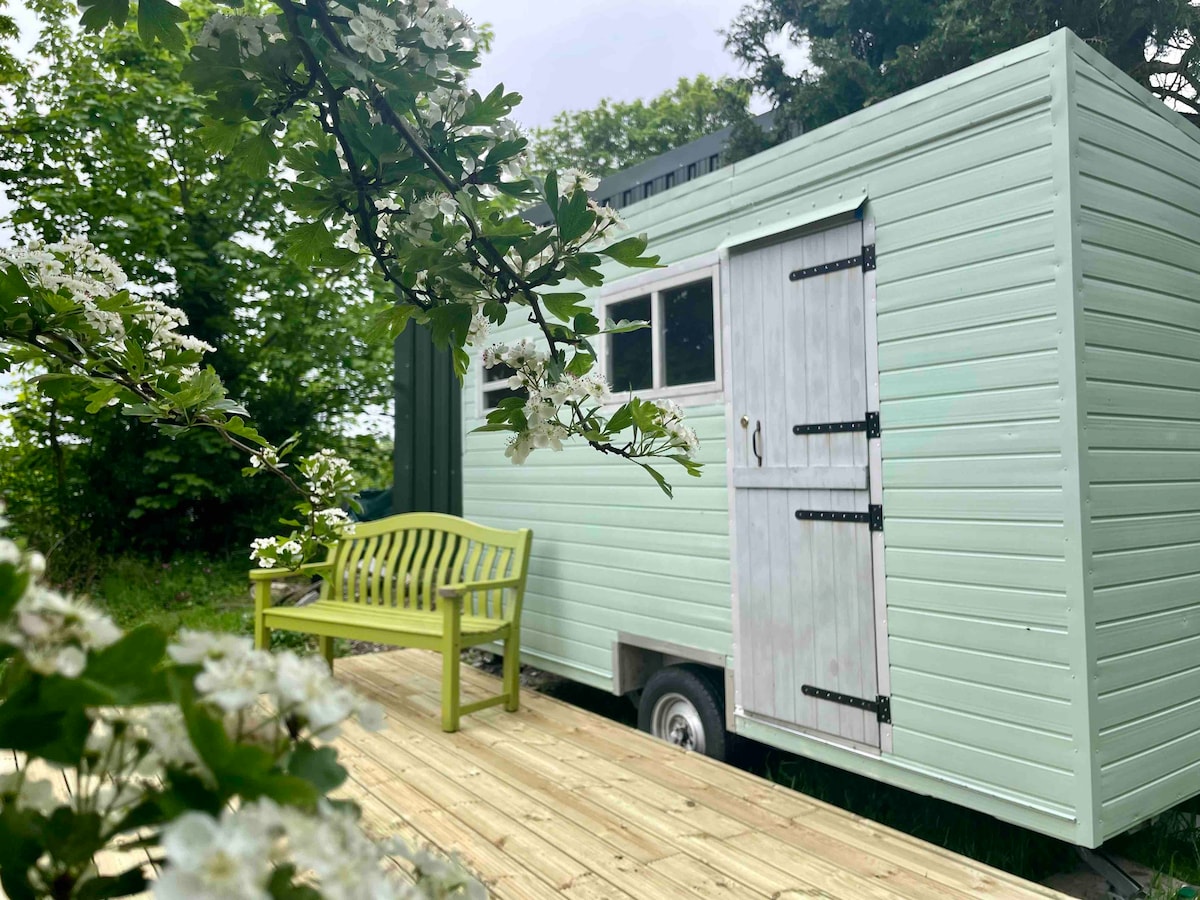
[663,280,716,386]
[481,362,526,410]
[608,295,653,393]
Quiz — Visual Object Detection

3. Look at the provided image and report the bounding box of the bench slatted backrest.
[320,512,529,621]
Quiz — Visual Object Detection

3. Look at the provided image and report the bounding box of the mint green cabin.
[461,30,1200,848]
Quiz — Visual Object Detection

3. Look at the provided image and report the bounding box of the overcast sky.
[458,0,754,128]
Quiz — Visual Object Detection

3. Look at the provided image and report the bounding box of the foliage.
[0,514,483,899]
[88,554,254,635]
[528,74,756,177]
[0,6,393,557]
[725,0,1200,154]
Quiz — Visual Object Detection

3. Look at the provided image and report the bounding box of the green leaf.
[556,189,595,243]
[75,866,150,900]
[573,312,599,337]
[0,263,31,308]
[278,222,358,268]
[601,318,650,335]
[540,292,589,323]
[44,808,104,868]
[606,403,634,435]
[599,235,662,268]
[77,0,129,32]
[233,129,281,179]
[637,461,673,498]
[197,118,246,155]
[0,805,43,900]
[84,382,123,414]
[565,350,595,377]
[79,625,169,703]
[426,303,472,349]
[367,303,417,342]
[287,744,348,793]
[136,0,187,48]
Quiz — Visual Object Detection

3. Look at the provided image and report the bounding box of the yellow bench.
[251,512,532,732]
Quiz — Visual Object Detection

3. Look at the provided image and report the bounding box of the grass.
[83,553,255,636]
[1114,803,1200,893]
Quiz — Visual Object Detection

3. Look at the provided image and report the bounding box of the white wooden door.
[729,220,883,748]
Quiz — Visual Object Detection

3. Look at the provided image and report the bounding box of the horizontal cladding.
[462,39,1075,815]
[464,399,732,684]
[863,54,1070,810]
[1072,49,1200,836]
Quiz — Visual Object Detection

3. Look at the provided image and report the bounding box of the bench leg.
[318,635,335,672]
[442,645,461,733]
[503,628,521,713]
[253,582,271,651]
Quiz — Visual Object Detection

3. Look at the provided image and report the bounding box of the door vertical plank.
[760,243,794,725]
[745,251,775,720]
[784,233,810,473]
[804,230,831,471]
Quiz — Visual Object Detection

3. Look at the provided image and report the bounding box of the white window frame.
[598,254,723,408]
[476,359,523,418]
[474,253,723,417]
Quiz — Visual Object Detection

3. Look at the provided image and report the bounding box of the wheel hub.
[651,691,706,753]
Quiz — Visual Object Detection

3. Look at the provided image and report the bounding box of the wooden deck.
[1,650,1071,898]
[334,650,1070,899]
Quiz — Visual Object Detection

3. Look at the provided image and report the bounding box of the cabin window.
[608,295,654,392]
[601,266,721,403]
[480,362,526,411]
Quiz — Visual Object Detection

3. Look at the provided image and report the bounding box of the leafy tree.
[725,0,1200,153]
[0,5,393,560]
[529,74,757,177]
[0,0,714,889]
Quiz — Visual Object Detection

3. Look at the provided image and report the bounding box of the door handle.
[751,420,763,467]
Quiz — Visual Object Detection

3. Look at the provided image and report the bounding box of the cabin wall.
[462,35,1086,837]
[1069,40,1200,841]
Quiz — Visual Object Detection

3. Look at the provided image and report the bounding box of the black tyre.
[637,664,727,760]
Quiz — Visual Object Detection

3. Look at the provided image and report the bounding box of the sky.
[456,0,756,129]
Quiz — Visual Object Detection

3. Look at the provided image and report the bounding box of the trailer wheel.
[638,665,726,760]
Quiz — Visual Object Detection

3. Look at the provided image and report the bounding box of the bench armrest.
[437,576,522,599]
[249,561,333,582]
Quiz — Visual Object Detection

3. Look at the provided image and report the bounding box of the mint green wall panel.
[1070,39,1200,841]
[459,34,1110,841]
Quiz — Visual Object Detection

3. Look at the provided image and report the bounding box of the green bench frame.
[251,512,532,732]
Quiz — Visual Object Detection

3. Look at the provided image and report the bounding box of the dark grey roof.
[524,111,777,226]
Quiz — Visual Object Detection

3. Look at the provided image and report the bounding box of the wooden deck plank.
[2,650,1066,900]
[333,650,1068,899]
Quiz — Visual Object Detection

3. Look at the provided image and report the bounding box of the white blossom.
[0,584,121,678]
[558,168,600,196]
[156,805,274,900]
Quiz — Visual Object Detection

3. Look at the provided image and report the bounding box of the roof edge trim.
[718,194,868,251]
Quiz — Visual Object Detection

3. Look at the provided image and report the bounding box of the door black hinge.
[789,244,876,281]
[802,685,892,724]
[866,411,881,438]
[793,411,881,438]
[793,504,883,531]
[795,509,870,525]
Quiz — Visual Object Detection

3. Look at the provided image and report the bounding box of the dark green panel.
[393,326,462,516]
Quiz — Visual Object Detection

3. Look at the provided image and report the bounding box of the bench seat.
[252,512,532,732]
[263,602,511,644]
